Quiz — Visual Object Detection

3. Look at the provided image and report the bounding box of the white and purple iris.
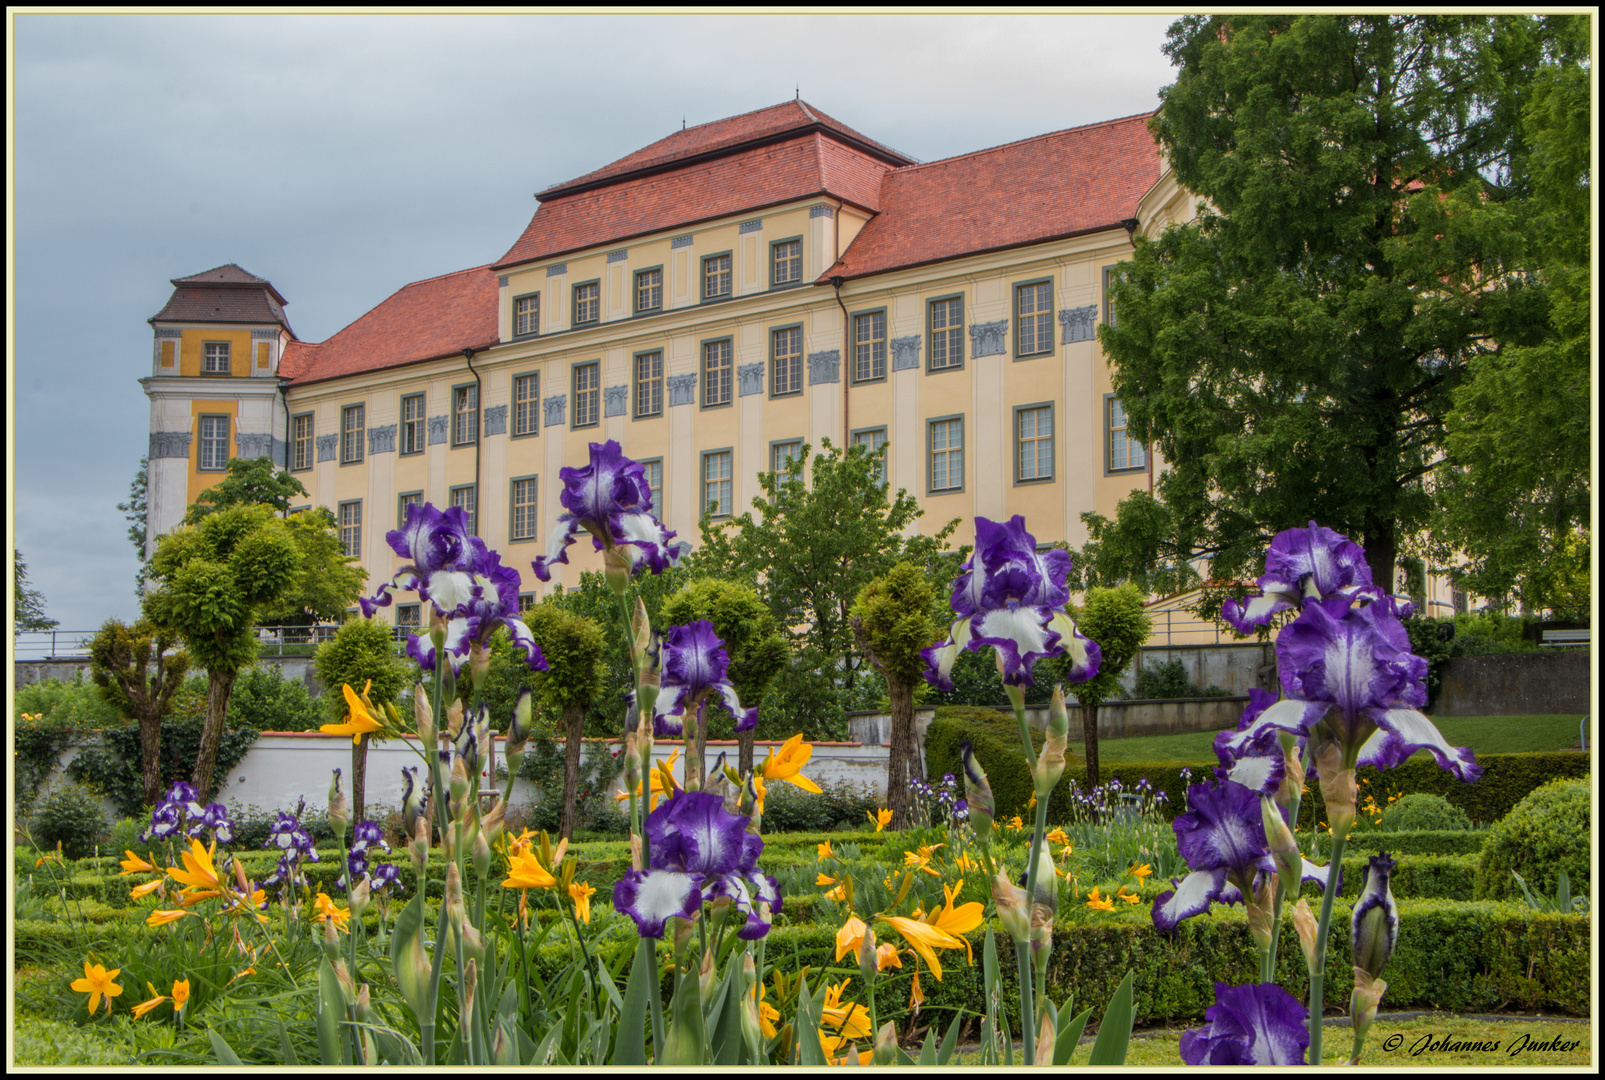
[142,782,209,842]
[612,790,780,940]
[648,621,758,737]
[531,440,689,582]
[1179,982,1310,1065]
[922,515,1101,691]
[1221,520,1378,634]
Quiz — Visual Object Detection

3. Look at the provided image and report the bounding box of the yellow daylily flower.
[166,838,221,891]
[752,978,780,1039]
[824,881,848,903]
[881,915,965,981]
[953,850,980,872]
[835,915,868,962]
[817,872,839,888]
[228,966,255,985]
[875,942,902,970]
[568,881,595,925]
[1127,862,1153,882]
[176,887,221,908]
[613,749,681,811]
[869,808,893,832]
[931,880,983,963]
[820,979,873,1040]
[131,878,165,900]
[902,844,944,877]
[1045,828,1070,847]
[503,849,558,890]
[70,961,123,1015]
[817,839,834,860]
[171,978,191,1012]
[321,681,386,744]
[146,909,191,928]
[130,983,169,1020]
[761,733,822,793]
[312,892,350,932]
[909,970,925,1011]
[752,772,769,815]
[118,850,155,876]
[1007,815,1025,830]
[1086,887,1115,912]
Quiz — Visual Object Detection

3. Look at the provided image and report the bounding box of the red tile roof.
[150,263,293,330]
[279,265,499,387]
[819,112,1161,282]
[539,100,913,198]
[495,132,892,270]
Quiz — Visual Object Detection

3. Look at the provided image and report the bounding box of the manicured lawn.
[1069,714,1587,765]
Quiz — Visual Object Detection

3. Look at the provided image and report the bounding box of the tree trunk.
[886,679,917,829]
[560,702,584,840]
[139,712,164,808]
[352,733,369,826]
[192,668,237,800]
[1082,702,1100,790]
[1363,510,1397,600]
[738,726,754,781]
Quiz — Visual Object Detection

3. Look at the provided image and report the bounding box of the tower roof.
[149,263,293,331]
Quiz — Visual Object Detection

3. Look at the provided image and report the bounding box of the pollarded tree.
[88,618,190,807]
[659,578,789,777]
[850,561,944,829]
[522,603,608,840]
[314,617,410,823]
[142,504,303,798]
[1062,583,1151,786]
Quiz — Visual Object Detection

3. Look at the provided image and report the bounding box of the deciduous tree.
[13,549,58,633]
[521,604,608,840]
[314,617,409,822]
[1064,583,1151,785]
[88,618,190,807]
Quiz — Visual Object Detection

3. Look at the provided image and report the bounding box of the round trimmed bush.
[1474,779,1590,901]
[29,782,110,859]
[1378,793,1473,833]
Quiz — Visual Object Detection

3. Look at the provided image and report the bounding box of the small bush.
[761,778,883,832]
[226,665,323,732]
[1378,793,1473,833]
[1475,779,1590,901]
[28,782,110,859]
[14,674,124,728]
[925,706,1089,819]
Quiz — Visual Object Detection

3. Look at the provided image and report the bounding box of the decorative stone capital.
[368,425,397,454]
[149,431,192,459]
[427,415,450,444]
[891,335,922,371]
[543,395,568,427]
[483,405,508,436]
[970,320,1008,358]
[1059,305,1097,344]
[808,349,840,385]
[607,249,629,262]
[810,204,835,219]
[546,263,567,277]
[667,373,698,407]
[237,432,274,459]
[316,434,339,462]
[603,385,628,417]
[739,218,763,234]
[737,363,765,396]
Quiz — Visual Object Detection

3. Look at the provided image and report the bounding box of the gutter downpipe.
[464,347,482,507]
[1119,216,1153,496]
[277,376,293,517]
[831,275,849,446]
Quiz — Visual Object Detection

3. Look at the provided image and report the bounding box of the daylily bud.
[960,741,996,839]
[1315,741,1356,839]
[327,769,348,845]
[349,876,370,923]
[992,871,1030,943]
[1261,795,1302,899]
[1348,968,1388,1063]
[872,1022,899,1067]
[1291,898,1319,973]
[857,923,879,984]
[413,684,435,746]
[1351,852,1398,981]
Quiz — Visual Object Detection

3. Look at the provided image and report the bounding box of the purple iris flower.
[1221,521,1375,634]
[456,546,547,671]
[613,790,779,939]
[1216,594,1479,783]
[267,811,301,849]
[923,515,1101,691]
[361,503,489,618]
[531,440,689,582]
[1210,693,1288,795]
[1179,982,1310,1065]
[371,862,404,893]
[350,820,389,854]
[188,802,235,844]
[143,802,182,842]
[345,848,370,885]
[650,621,757,736]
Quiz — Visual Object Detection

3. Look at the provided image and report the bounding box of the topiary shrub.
[924,706,1085,820]
[1475,778,1590,901]
[1378,793,1473,833]
[28,782,110,859]
[762,778,883,832]
[226,664,323,731]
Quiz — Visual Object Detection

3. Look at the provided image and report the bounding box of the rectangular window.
[341,404,365,465]
[511,477,538,541]
[291,413,314,471]
[452,385,478,446]
[634,351,663,418]
[702,253,732,300]
[1107,397,1147,473]
[1103,266,1119,328]
[398,491,423,531]
[928,296,965,371]
[641,459,663,511]
[703,339,733,407]
[770,439,803,478]
[1016,404,1054,483]
[573,362,600,427]
[513,374,539,436]
[929,417,964,493]
[853,427,888,484]
[401,393,426,455]
[396,603,422,635]
[198,414,230,471]
[854,311,887,382]
[573,281,600,325]
[518,592,537,613]
[771,327,803,396]
[203,342,231,374]
[1016,281,1053,357]
[514,293,540,337]
[702,450,733,518]
[450,485,477,535]
[635,268,662,314]
[771,239,802,286]
[339,500,362,557]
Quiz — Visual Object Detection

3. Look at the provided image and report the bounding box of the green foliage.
[14,548,60,632]
[1379,793,1474,833]
[660,578,789,739]
[1067,584,1151,709]
[259,506,369,627]
[759,649,857,742]
[11,1015,133,1067]
[184,456,309,523]
[513,737,627,835]
[1475,779,1590,901]
[312,618,409,723]
[117,456,150,598]
[850,561,942,685]
[759,778,883,833]
[924,707,1087,820]
[1132,658,1227,699]
[1099,15,1582,598]
[88,619,190,723]
[28,783,110,859]
[14,712,82,817]
[64,719,261,819]
[225,665,323,732]
[15,674,123,728]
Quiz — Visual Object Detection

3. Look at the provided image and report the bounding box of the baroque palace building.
[142,100,1203,631]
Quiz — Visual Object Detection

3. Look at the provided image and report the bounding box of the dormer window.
[204,342,231,374]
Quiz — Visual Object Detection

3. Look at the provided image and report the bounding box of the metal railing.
[14,624,411,662]
[13,629,98,662]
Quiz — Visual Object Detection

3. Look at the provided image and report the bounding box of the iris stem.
[1308,825,1350,1065]
[421,656,448,1066]
[1018,793,1050,1064]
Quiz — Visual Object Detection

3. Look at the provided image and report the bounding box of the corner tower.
[140,264,295,558]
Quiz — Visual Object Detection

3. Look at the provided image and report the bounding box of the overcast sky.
[11,11,1181,637]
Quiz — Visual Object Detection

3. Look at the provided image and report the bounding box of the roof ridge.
[396,263,495,290]
[891,110,1156,176]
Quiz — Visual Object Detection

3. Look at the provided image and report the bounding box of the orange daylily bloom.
[166,838,221,891]
[881,915,965,981]
[931,880,983,963]
[817,839,834,860]
[1086,887,1115,912]
[321,681,385,744]
[761,733,822,793]
[69,961,123,1014]
[146,909,191,928]
[312,891,350,932]
[875,942,902,970]
[820,979,872,1040]
[909,970,925,1011]
[118,850,155,876]
[613,749,681,811]
[171,978,191,1012]
[834,915,868,962]
[568,881,595,924]
[131,878,165,900]
[130,983,169,1020]
[503,849,557,890]
[953,850,980,872]
[1127,863,1153,881]
[1045,828,1070,847]
[869,808,893,832]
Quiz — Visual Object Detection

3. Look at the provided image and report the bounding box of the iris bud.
[471,821,491,882]
[349,876,370,923]
[462,958,478,1029]
[413,684,435,747]
[321,916,341,964]
[1261,795,1302,899]
[1351,852,1398,981]
[1315,741,1357,839]
[992,871,1030,943]
[492,1022,517,1067]
[327,769,348,845]
[872,1022,899,1067]
[857,923,880,984]
[481,798,506,852]
[960,741,996,839]
[401,766,426,839]
[1348,969,1388,1063]
[409,814,430,870]
[1291,898,1319,973]
[631,596,653,661]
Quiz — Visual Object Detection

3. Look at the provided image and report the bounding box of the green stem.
[1308,826,1350,1065]
[420,658,448,1066]
[1019,794,1050,1063]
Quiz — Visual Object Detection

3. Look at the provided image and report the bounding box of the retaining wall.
[1434,650,1592,716]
